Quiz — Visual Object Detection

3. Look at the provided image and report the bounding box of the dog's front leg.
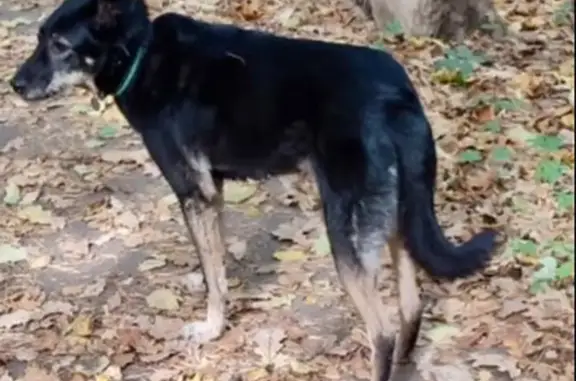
[179,193,228,344]
[140,128,227,344]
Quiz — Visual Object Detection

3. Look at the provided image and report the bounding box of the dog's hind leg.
[314,161,399,381]
[389,236,423,363]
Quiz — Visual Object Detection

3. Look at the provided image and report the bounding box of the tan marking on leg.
[339,264,395,381]
[389,236,422,362]
[180,196,227,344]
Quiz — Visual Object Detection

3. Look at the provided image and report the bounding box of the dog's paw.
[181,320,224,344]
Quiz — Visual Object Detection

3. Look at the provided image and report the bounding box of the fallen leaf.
[290,360,315,375]
[21,365,58,381]
[252,294,295,310]
[313,233,331,256]
[68,315,94,337]
[252,327,286,365]
[73,356,111,377]
[227,238,247,260]
[81,279,107,298]
[0,309,32,329]
[0,244,28,263]
[273,249,306,262]
[146,289,180,311]
[17,205,55,225]
[245,368,268,381]
[20,189,40,205]
[223,181,258,203]
[138,258,167,272]
[3,181,20,205]
[470,351,521,378]
[425,323,461,343]
[28,255,52,269]
[238,0,263,21]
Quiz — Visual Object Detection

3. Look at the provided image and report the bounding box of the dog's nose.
[10,77,27,94]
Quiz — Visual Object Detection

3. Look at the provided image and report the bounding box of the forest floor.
[0,0,574,380]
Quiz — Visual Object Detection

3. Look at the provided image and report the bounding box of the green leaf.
[484,120,502,133]
[98,124,119,139]
[434,46,485,82]
[553,0,574,25]
[384,20,403,37]
[3,182,21,205]
[533,256,558,282]
[490,146,512,162]
[535,159,567,184]
[529,135,564,153]
[529,280,549,294]
[459,149,483,163]
[555,261,574,280]
[510,239,538,257]
[555,191,574,211]
[546,241,574,259]
[493,98,525,113]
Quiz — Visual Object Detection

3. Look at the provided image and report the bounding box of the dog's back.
[122,13,420,180]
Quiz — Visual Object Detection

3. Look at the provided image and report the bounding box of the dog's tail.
[394,111,497,280]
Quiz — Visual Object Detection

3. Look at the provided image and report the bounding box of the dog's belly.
[209,121,312,180]
[211,151,307,180]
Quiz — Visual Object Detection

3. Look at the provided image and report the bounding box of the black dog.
[10,0,496,379]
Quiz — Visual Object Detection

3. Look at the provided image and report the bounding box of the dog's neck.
[93,25,152,98]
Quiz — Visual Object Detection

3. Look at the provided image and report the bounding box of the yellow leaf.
[68,315,93,337]
[431,69,461,84]
[223,181,258,204]
[425,324,460,344]
[17,205,53,224]
[517,256,540,266]
[245,368,268,381]
[95,376,111,381]
[304,295,317,304]
[186,373,203,381]
[313,233,331,256]
[273,250,306,262]
[146,289,179,310]
[290,360,315,375]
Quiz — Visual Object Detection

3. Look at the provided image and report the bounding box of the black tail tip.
[471,228,498,252]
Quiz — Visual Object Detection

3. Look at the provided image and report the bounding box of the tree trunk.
[355,0,506,41]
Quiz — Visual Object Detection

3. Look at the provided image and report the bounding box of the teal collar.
[114,44,147,97]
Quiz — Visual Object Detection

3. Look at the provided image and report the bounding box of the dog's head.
[10,0,149,100]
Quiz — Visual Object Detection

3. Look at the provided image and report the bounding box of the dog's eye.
[49,36,71,55]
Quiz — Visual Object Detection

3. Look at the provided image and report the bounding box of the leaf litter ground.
[0,0,574,380]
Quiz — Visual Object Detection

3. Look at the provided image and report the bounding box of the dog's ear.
[95,0,122,28]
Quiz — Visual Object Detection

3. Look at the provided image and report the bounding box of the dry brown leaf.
[237,0,264,21]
